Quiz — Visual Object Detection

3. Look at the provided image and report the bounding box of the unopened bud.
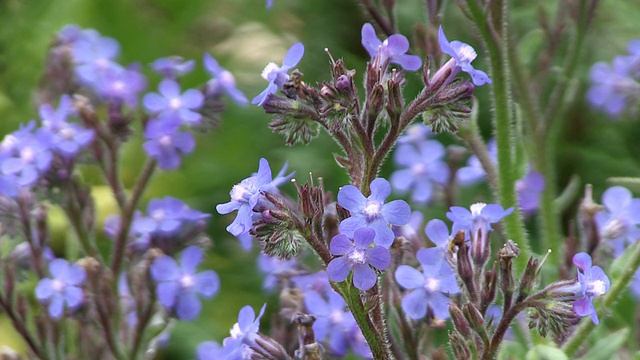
[449,302,471,337]
[449,331,471,359]
[463,303,485,331]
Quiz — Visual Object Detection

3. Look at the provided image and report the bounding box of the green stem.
[562,241,640,356]
[462,0,530,271]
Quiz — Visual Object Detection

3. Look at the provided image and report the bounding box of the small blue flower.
[196,340,233,360]
[446,202,514,241]
[72,32,123,86]
[422,219,451,262]
[150,56,195,79]
[437,26,492,86]
[360,23,422,71]
[515,168,545,216]
[221,303,267,360]
[327,227,391,291]
[143,119,195,170]
[266,0,274,9]
[35,259,86,320]
[595,186,640,256]
[143,79,204,125]
[251,42,304,106]
[150,246,220,320]
[394,248,460,320]
[397,123,432,145]
[39,95,95,159]
[94,65,147,107]
[337,178,411,247]
[572,252,610,325]
[204,53,248,105]
[216,158,293,237]
[390,140,449,204]
[134,196,209,236]
[0,122,53,189]
[456,139,497,186]
[257,254,298,292]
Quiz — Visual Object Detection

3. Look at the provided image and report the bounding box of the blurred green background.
[1,0,640,358]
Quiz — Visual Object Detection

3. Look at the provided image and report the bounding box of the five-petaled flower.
[204,53,248,105]
[572,252,610,325]
[360,23,422,71]
[150,246,220,320]
[252,42,304,106]
[394,248,460,320]
[327,227,391,291]
[216,158,293,237]
[143,79,204,125]
[437,26,492,86]
[337,178,411,247]
[594,186,640,256]
[35,259,86,320]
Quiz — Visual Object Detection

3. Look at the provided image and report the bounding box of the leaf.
[578,328,629,360]
[498,340,527,360]
[525,344,568,360]
[607,177,640,192]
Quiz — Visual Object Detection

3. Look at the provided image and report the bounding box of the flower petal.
[352,264,376,290]
[394,265,424,289]
[175,290,201,320]
[401,289,428,319]
[367,246,390,271]
[195,270,220,298]
[330,234,353,255]
[337,185,366,212]
[327,257,351,283]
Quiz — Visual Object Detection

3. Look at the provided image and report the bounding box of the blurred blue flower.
[437,26,491,86]
[196,340,233,360]
[150,246,220,320]
[515,168,545,216]
[337,178,411,247]
[456,139,496,186]
[421,219,451,262]
[252,42,304,106]
[572,252,610,325]
[72,31,123,85]
[216,158,293,237]
[39,95,95,159]
[594,186,640,256]
[0,121,53,190]
[390,140,449,204]
[94,65,147,107]
[447,202,513,241]
[134,196,209,236]
[257,254,298,292]
[150,56,195,79]
[143,119,195,170]
[394,248,459,320]
[143,79,204,125]
[35,258,86,320]
[204,53,248,105]
[397,123,432,145]
[360,23,422,71]
[327,227,391,291]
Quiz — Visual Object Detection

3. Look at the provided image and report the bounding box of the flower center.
[219,71,236,87]
[601,218,628,240]
[348,249,366,264]
[169,97,182,110]
[587,280,607,297]
[456,44,477,63]
[261,62,280,80]
[424,277,440,293]
[60,127,76,140]
[180,274,195,289]
[330,309,344,325]
[470,202,486,217]
[411,163,426,175]
[158,135,173,148]
[230,181,254,203]
[362,201,381,220]
[20,147,35,163]
[52,279,65,293]
[151,209,165,221]
[229,323,243,339]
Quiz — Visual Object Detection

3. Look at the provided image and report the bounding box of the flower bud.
[463,303,485,331]
[449,302,471,337]
[449,331,471,359]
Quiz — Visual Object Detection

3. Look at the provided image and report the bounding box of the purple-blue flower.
[257,254,298,292]
[572,252,610,325]
[196,340,233,360]
[515,168,545,216]
[143,119,195,170]
[437,26,491,86]
[327,227,391,291]
[304,289,370,357]
[456,139,497,186]
[72,32,122,85]
[394,248,459,320]
[35,258,86,320]
[251,42,304,106]
[390,140,449,204]
[134,196,210,236]
[422,219,451,263]
[224,303,267,360]
[39,95,95,159]
[143,79,204,125]
[360,23,422,71]
[150,56,195,79]
[0,122,53,189]
[594,186,640,256]
[204,53,248,105]
[337,178,411,247]
[94,65,147,107]
[150,246,220,320]
[216,158,293,237]
[447,202,514,241]
[397,123,432,145]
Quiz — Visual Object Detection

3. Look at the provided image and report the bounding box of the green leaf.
[525,344,568,360]
[497,340,527,360]
[607,177,640,192]
[578,328,629,360]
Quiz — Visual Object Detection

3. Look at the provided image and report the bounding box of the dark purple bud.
[463,303,485,331]
[449,302,471,337]
[450,331,471,359]
[335,75,351,91]
[456,238,476,302]
[481,268,497,313]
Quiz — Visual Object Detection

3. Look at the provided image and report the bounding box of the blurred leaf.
[525,344,568,360]
[498,340,527,360]
[607,177,640,193]
[578,328,628,360]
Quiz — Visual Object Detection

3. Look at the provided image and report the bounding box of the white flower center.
[363,201,381,220]
[261,62,280,80]
[229,323,242,339]
[587,280,606,297]
[220,71,236,87]
[180,274,195,289]
[158,135,173,148]
[60,127,76,140]
[424,277,440,293]
[348,249,366,264]
[52,279,65,293]
[601,218,628,240]
[112,81,125,92]
[20,147,35,163]
[470,202,486,217]
[151,209,165,221]
[330,309,344,324]
[456,44,477,63]
[169,97,182,110]
[412,163,426,175]
[230,182,253,203]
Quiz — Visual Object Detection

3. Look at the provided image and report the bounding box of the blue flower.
[390,140,449,204]
[360,23,422,71]
[94,65,147,107]
[456,139,497,186]
[397,123,433,145]
[196,340,233,360]
[150,246,220,320]
[257,254,298,292]
[150,56,195,79]
[143,79,204,125]
[0,122,53,189]
[39,95,95,159]
[143,119,195,170]
[421,219,451,262]
[337,178,411,247]
[394,248,459,320]
[515,168,545,216]
[35,259,86,320]
[327,227,391,291]
[594,186,640,256]
[251,42,304,106]
[223,303,267,359]
[72,32,123,85]
[204,53,248,105]
[134,196,210,236]
[216,158,293,237]
[437,26,491,86]
[572,252,610,325]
